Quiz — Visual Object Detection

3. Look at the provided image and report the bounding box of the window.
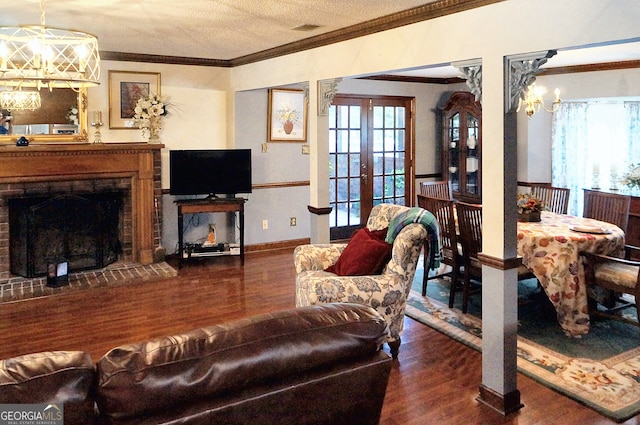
[551,100,640,214]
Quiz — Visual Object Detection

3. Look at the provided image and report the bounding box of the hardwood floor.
[0,248,636,425]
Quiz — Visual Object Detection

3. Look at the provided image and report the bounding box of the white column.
[477,54,522,414]
[309,80,331,243]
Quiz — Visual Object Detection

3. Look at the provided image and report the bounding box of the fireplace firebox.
[9,193,123,278]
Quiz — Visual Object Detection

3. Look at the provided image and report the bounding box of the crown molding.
[538,59,640,76]
[101,0,504,67]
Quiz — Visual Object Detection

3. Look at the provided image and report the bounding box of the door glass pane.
[329,129,336,153]
[336,154,348,177]
[349,106,361,128]
[396,107,405,127]
[337,178,348,202]
[329,155,336,178]
[373,176,384,199]
[349,154,360,177]
[384,106,394,128]
[373,129,383,151]
[349,130,361,152]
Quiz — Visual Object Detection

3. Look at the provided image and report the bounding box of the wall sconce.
[518,83,561,118]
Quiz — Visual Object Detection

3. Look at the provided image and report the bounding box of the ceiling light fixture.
[0,89,41,110]
[517,83,561,118]
[0,0,100,91]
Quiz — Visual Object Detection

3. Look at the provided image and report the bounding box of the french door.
[328,95,414,240]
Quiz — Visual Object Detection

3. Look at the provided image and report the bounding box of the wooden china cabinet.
[440,91,482,203]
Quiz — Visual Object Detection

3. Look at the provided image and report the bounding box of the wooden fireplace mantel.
[0,143,163,265]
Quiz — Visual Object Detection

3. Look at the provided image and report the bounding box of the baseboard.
[476,384,523,416]
[245,238,310,253]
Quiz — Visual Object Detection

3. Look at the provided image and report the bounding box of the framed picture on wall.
[268,88,307,142]
[109,71,161,129]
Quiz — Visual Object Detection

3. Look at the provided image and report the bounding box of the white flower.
[133,93,168,131]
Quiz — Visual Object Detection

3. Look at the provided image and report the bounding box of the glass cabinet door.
[448,112,460,193]
[465,113,479,196]
[440,92,482,203]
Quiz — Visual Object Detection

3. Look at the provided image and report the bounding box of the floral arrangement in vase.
[133,93,168,142]
[622,163,640,190]
[66,106,79,125]
[517,193,544,222]
[275,104,299,135]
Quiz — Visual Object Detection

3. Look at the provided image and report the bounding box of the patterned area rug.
[406,269,640,422]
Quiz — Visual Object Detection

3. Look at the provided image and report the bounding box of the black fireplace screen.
[9,193,123,278]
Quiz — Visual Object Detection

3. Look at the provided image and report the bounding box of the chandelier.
[0,90,41,110]
[0,0,100,90]
[518,83,561,118]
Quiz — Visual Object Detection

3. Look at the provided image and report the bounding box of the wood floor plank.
[0,248,634,424]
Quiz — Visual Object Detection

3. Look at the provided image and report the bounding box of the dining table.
[517,211,626,337]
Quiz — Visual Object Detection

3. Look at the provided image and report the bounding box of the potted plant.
[517,193,544,222]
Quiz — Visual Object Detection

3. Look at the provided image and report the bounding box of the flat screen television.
[169,149,252,197]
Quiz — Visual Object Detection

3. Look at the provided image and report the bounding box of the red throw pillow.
[325,227,392,276]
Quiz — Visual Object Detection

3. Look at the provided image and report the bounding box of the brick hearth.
[0,262,177,302]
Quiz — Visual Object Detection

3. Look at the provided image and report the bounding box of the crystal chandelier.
[0,0,100,90]
[0,90,41,110]
[518,83,561,118]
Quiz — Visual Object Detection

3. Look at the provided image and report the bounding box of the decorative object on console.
[622,163,640,190]
[268,88,307,142]
[0,0,100,90]
[108,70,160,129]
[46,258,69,287]
[133,93,167,143]
[517,192,544,222]
[91,110,103,144]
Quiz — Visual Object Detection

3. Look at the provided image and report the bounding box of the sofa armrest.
[294,243,346,273]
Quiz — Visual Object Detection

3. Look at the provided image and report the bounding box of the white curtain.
[551,101,640,215]
[625,102,640,166]
[551,102,588,215]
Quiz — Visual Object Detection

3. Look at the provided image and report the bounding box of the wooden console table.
[176,197,246,267]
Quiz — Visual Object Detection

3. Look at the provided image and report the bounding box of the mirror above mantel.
[0,88,88,144]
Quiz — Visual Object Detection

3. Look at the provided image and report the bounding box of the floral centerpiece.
[622,163,640,191]
[517,192,544,222]
[133,93,168,142]
[275,104,299,135]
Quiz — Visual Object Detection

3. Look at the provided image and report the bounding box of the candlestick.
[91,110,103,144]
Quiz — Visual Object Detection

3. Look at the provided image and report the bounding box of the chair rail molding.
[505,50,557,113]
[318,78,342,116]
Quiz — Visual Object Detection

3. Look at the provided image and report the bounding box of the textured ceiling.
[0,0,638,76]
[0,0,436,60]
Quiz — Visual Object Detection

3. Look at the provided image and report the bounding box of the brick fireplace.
[0,143,163,283]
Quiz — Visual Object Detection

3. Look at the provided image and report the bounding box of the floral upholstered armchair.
[295,203,437,359]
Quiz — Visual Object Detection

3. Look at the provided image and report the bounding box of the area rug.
[406,269,640,422]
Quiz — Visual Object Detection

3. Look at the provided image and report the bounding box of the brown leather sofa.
[0,303,392,425]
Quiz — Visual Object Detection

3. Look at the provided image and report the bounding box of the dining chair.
[583,245,640,327]
[416,194,460,306]
[455,202,483,313]
[531,185,570,215]
[419,180,452,200]
[456,202,536,314]
[583,189,631,233]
